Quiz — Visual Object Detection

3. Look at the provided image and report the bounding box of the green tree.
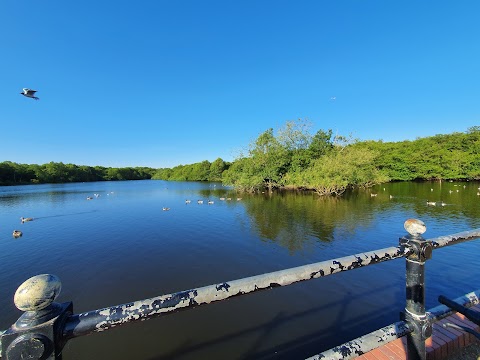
[299,145,387,196]
[209,158,227,181]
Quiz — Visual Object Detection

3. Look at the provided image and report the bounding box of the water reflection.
[237,181,479,255]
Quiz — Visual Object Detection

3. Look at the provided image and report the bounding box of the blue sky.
[1,1,478,168]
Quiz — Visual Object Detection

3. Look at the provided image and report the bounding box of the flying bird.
[20,88,39,100]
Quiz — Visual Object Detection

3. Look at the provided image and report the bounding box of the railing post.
[400,219,433,360]
[0,274,72,360]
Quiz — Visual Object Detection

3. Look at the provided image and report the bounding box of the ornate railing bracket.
[1,274,72,360]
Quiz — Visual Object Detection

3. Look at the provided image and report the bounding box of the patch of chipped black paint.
[376,336,387,343]
[188,297,199,306]
[152,299,164,309]
[369,253,381,263]
[330,260,344,273]
[97,322,109,331]
[160,290,198,309]
[216,283,231,292]
[347,256,364,270]
[334,345,352,357]
[310,269,325,278]
[383,252,393,260]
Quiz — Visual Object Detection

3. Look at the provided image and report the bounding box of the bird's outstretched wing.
[20,88,39,100]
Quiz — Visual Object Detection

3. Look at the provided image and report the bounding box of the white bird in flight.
[20,88,39,100]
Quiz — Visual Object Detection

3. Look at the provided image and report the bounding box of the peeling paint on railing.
[63,245,408,339]
[306,321,412,360]
[429,228,480,248]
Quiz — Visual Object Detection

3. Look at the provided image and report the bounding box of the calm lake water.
[0,180,479,359]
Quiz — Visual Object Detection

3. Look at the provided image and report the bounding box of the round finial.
[404,219,426,236]
[14,274,62,312]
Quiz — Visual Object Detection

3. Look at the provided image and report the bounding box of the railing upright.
[400,219,433,360]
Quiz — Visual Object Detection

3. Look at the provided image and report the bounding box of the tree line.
[153,121,480,195]
[1,122,479,195]
[0,161,156,185]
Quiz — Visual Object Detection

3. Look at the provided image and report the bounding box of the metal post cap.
[404,219,426,236]
[14,274,62,311]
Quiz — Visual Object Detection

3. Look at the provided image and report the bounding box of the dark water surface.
[0,180,479,359]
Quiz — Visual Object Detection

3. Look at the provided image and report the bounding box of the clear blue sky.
[1,1,478,168]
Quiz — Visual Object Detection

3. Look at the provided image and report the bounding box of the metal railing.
[1,219,479,360]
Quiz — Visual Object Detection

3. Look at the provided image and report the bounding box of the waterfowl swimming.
[20,217,34,223]
[207,200,214,205]
[86,196,93,200]
[20,88,39,100]
[185,200,191,204]
[197,200,204,204]
[219,197,225,201]
[12,230,22,238]
[426,201,436,206]
[370,193,377,197]
[162,207,170,211]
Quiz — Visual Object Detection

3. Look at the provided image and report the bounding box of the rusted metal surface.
[63,245,408,339]
[429,228,480,248]
[305,321,412,360]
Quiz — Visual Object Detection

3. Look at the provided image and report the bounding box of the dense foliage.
[222,120,387,195]
[2,123,479,195]
[0,161,155,185]
[221,122,479,194]
[152,158,229,182]
[358,126,480,181]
